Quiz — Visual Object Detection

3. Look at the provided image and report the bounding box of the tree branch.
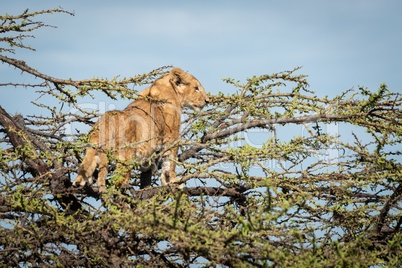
[0,105,83,214]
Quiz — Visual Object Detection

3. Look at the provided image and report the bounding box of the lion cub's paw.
[72,178,82,188]
[98,185,107,194]
[72,175,91,188]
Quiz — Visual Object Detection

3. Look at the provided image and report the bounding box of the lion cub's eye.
[195,86,199,91]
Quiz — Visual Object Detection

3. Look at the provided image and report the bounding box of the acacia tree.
[1,8,401,267]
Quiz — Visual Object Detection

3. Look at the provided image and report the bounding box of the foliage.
[1,8,401,267]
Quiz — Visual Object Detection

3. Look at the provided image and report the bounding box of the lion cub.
[73,68,209,193]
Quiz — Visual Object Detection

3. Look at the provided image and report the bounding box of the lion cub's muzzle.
[199,94,210,109]
[193,97,210,112]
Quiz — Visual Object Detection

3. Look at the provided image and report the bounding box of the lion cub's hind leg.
[97,153,108,193]
[73,148,100,188]
[114,162,132,190]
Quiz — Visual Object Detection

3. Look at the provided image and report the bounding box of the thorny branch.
[1,7,401,267]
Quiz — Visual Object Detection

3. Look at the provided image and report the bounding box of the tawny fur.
[73,68,209,193]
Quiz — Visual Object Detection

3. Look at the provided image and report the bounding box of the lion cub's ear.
[170,68,188,89]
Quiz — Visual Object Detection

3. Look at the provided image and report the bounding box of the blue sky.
[1,0,402,115]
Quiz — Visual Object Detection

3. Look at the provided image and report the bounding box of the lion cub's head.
[168,68,210,112]
[140,68,209,112]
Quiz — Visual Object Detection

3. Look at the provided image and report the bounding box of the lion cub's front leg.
[160,149,183,188]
